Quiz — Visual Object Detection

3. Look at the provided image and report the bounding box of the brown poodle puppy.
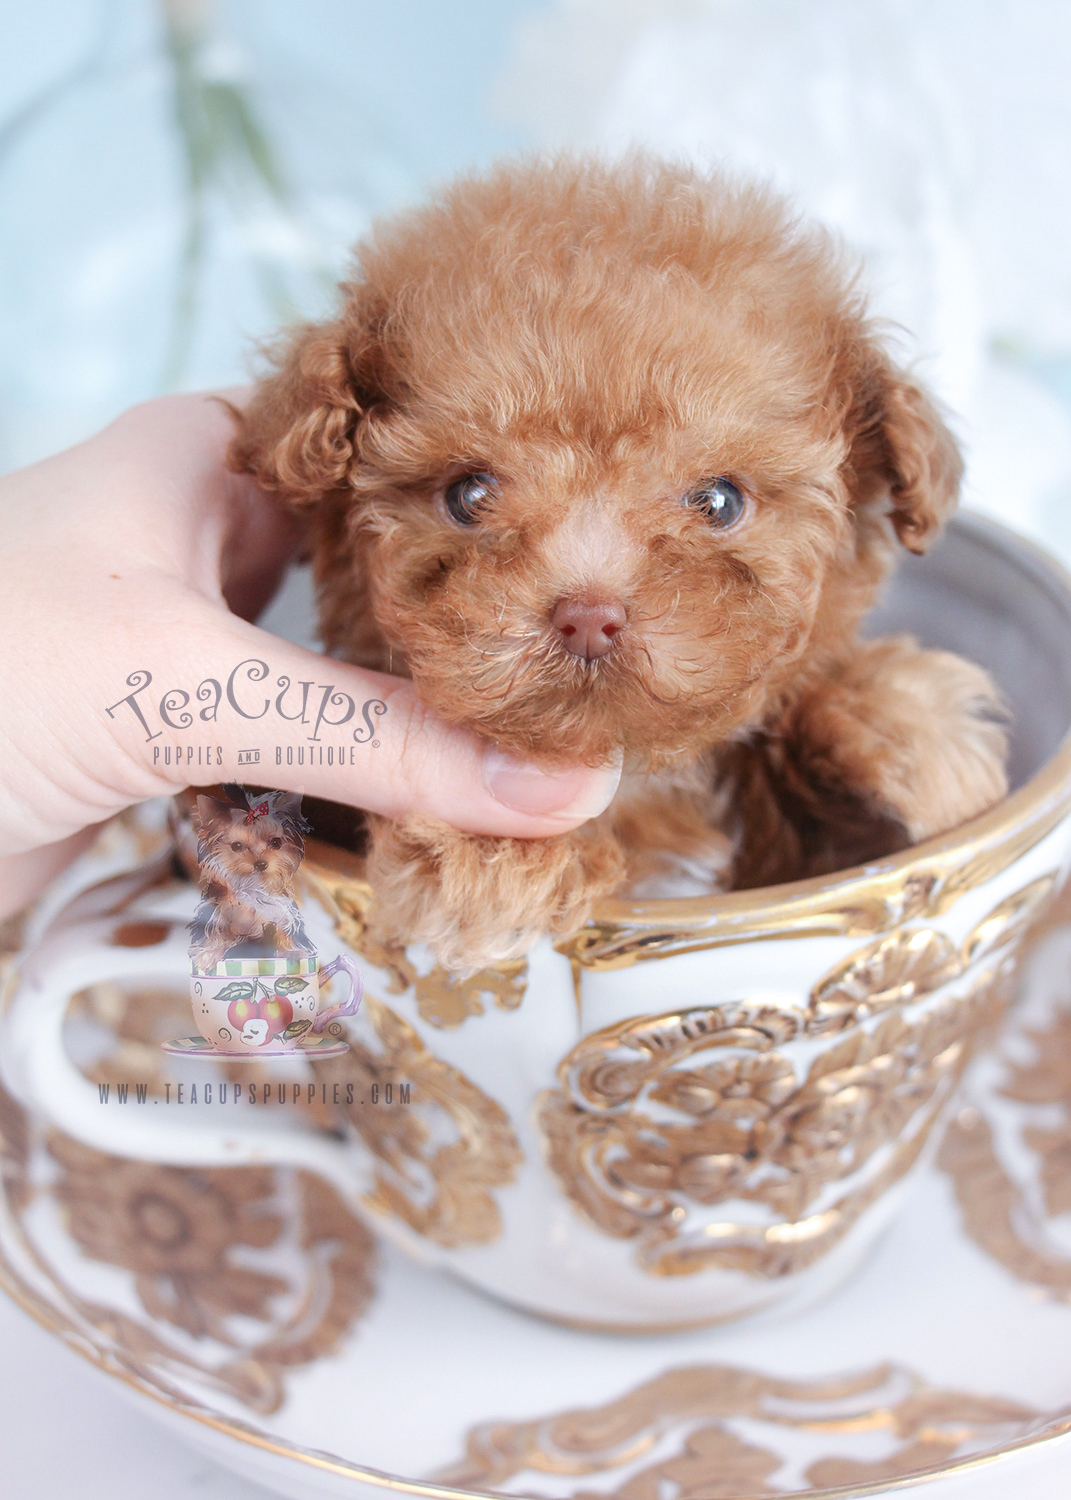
[230,157,1007,969]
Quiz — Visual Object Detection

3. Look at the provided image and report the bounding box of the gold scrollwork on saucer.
[940,1107,1071,1296]
[313,997,523,1247]
[436,1361,1038,1494]
[71,980,192,1098]
[540,974,1002,1278]
[0,1079,376,1415]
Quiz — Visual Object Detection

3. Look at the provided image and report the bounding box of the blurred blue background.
[3,0,1071,558]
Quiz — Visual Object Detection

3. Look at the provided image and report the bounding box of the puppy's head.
[195,792,305,892]
[233,158,960,767]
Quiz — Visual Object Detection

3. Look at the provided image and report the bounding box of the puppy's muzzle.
[552,597,627,661]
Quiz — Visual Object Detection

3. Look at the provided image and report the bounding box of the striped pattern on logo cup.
[207,956,318,977]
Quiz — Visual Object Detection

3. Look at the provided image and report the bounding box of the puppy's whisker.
[446,605,495,661]
[630,638,695,707]
[471,637,545,701]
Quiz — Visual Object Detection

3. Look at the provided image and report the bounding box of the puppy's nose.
[254,859,268,872]
[552,597,627,660]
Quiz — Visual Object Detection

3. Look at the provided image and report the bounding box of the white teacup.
[188,953,362,1055]
[5,515,1071,1331]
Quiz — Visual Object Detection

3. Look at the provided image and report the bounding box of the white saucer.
[160,1034,350,1059]
[5,816,1071,1498]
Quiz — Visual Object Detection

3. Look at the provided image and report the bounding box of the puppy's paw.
[790,636,1009,843]
[365,815,627,971]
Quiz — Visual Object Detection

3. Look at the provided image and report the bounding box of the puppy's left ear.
[848,348,963,556]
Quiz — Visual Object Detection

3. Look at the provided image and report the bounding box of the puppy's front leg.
[192,935,231,974]
[365,814,626,971]
[778,635,1008,857]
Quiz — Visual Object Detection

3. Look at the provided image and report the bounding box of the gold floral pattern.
[313,996,523,1246]
[540,968,1006,1278]
[51,1138,289,1340]
[934,864,1071,1294]
[412,958,528,1029]
[2,808,1071,1493]
[940,1001,1071,1296]
[807,872,1058,1033]
[808,927,960,1032]
[437,1362,1039,1496]
[540,875,1052,1280]
[50,1139,375,1409]
[939,1108,1071,1296]
[0,1075,376,1414]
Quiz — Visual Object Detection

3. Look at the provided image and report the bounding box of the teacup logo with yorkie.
[170,784,362,1059]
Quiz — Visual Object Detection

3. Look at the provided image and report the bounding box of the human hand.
[0,394,622,919]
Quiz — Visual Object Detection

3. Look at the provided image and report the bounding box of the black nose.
[254,859,268,871]
[552,597,627,661]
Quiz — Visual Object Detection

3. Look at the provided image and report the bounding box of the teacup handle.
[0,917,393,1234]
[312,953,363,1034]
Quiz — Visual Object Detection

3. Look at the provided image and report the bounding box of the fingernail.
[482,748,623,820]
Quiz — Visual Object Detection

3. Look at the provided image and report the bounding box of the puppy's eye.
[444,471,497,525]
[684,477,747,529]
[230,841,243,851]
[268,836,282,849]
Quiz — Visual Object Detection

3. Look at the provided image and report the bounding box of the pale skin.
[0,394,622,922]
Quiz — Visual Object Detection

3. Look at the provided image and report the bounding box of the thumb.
[102,595,623,838]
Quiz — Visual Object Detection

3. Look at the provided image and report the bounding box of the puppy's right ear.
[228,313,376,506]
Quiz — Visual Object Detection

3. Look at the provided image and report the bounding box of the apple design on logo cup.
[222,978,300,1045]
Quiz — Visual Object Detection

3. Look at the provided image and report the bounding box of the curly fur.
[229,155,1008,969]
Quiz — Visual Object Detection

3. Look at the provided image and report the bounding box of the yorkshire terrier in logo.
[188,784,315,975]
[173,786,362,1060]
